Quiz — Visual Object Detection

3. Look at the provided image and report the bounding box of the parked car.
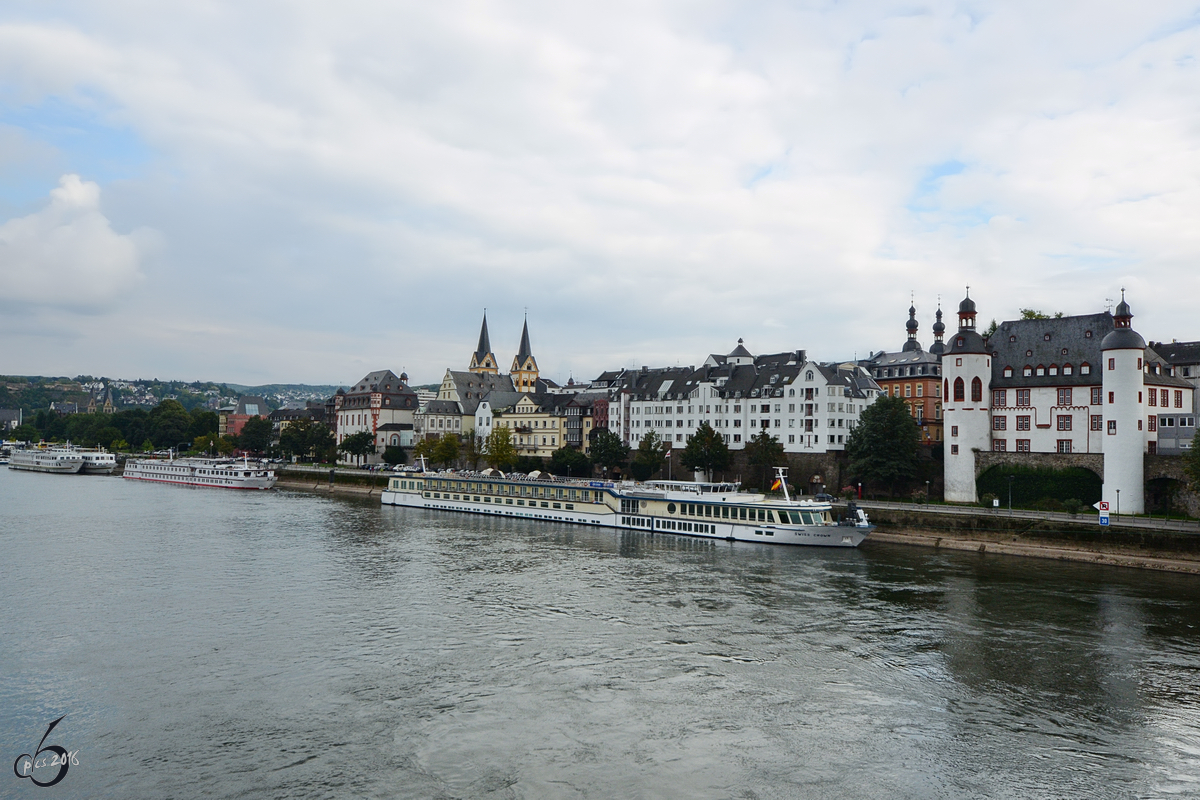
[813,493,836,503]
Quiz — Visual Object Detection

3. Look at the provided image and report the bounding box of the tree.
[589,429,629,477]
[631,429,669,481]
[308,425,336,463]
[140,438,155,452]
[338,430,377,464]
[149,399,193,448]
[239,416,273,455]
[845,394,920,497]
[433,433,461,468]
[194,433,235,456]
[484,426,517,471]
[412,437,439,469]
[549,446,591,478]
[1185,430,1200,494]
[10,423,39,442]
[1019,309,1065,320]
[278,418,316,460]
[462,431,484,470]
[745,431,786,491]
[382,445,407,465]
[679,422,731,481]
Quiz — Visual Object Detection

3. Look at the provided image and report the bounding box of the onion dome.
[1102,290,1145,350]
[932,307,945,336]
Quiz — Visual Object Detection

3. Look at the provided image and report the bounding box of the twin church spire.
[468,312,540,391]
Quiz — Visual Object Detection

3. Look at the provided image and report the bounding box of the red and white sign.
[1098,501,1110,512]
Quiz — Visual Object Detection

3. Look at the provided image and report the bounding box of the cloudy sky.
[1,2,1198,387]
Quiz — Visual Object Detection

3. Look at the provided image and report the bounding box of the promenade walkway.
[852,499,1200,534]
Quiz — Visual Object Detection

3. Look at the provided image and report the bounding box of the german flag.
[770,478,782,491]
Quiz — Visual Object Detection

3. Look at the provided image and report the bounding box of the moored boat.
[382,466,872,547]
[8,445,85,474]
[123,456,277,489]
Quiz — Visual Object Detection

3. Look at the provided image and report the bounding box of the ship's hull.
[80,454,117,474]
[381,482,868,547]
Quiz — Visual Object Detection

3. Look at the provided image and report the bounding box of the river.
[3,470,1199,798]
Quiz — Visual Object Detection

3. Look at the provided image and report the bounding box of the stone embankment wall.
[275,467,388,497]
[865,505,1200,574]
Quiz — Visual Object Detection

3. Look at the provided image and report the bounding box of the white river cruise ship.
[123,456,277,490]
[8,445,85,474]
[382,466,871,547]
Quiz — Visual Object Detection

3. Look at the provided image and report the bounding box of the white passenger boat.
[8,445,85,474]
[382,466,872,547]
[61,445,117,474]
[123,456,277,489]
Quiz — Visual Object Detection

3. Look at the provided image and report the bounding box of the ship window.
[722,507,729,518]
[739,508,747,520]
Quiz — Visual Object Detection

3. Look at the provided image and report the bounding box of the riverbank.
[859,504,1200,575]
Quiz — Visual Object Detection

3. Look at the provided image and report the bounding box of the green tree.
[745,431,786,491]
[97,426,124,450]
[589,429,629,477]
[111,438,130,452]
[484,426,517,471]
[412,437,439,469]
[308,425,335,463]
[845,394,920,497]
[338,430,377,465]
[140,438,155,452]
[549,446,591,478]
[631,429,669,481]
[10,423,39,442]
[149,399,193,448]
[433,433,461,469]
[239,416,273,455]
[462,431,484,470]
[278,418,315,460]
[187,409,219,440]
[1185,430,1200,494]
[679,422,731,481]
[382,445,407,465]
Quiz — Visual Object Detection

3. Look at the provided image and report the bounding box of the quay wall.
[863,505,1200,575]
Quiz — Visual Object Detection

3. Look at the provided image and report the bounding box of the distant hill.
[225,383,344,397]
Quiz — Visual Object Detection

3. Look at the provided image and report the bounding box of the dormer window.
[1009,335,1016,342]
[1085,331,1093,338]
[1081,363,1091,375]
[1003,367,1013,378]
[1048,365,1058,376]
[1024,366,1033,377]
[1026,350,1033,357]
[1036,365,1045,376]
[1063,364,1073,376]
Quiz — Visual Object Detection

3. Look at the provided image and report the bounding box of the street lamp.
[1116,488,1120,520]
[925,480,930,501]
[1007,475,1014,515]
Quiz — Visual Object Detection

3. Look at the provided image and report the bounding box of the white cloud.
[0,174,144,310]
[0,2,1198,382]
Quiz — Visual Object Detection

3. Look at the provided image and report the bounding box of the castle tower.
[511,316,539,392]
[1101,291,1146,515]
[929,303,946,356]
[901,299,921,352]
[468,312,499,374]
[943,289,992,503]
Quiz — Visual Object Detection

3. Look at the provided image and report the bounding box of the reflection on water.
[2,471,1199,799]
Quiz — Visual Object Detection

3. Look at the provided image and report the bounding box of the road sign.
[1099,501,1110,512]
[1099,513,1110,526]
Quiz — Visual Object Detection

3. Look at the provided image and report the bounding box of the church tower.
[468,312,499,374]
[1101,291,1146,515]
[943,289,992,503]
[511,316,539,392]
[901,300,921,352]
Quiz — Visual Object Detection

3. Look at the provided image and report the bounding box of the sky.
[1,1,1198,387]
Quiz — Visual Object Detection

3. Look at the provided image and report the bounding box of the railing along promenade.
[852,499,1200,534]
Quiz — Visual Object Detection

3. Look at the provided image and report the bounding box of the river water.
[3,470,1200,799]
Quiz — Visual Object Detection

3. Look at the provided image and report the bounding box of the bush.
[382,446,407,465]
[1063,498,1083,515]
[979,492,998,508]
[977,465,1101,509]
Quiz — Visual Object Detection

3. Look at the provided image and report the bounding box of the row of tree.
[11,400,221,452]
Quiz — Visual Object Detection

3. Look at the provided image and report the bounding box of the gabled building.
[942,290,1195,511]
[334,370,419,465]
[224,396,268,438]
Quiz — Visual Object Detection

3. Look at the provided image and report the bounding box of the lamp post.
[925,480,930,501]
[1116,488,1120,520]
[858,482,862,500]
[1007,475,1014,515]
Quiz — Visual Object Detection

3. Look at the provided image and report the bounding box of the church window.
[971,377,983,403]
[953,378,965,402]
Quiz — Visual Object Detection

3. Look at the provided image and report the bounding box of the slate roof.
[346,370,415,399]
[989,314,1109,388]
[1150,341,1200,366]
[446,371,516,414]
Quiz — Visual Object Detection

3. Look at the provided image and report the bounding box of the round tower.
[1101,291,1146,515]
[943,289,992,503]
